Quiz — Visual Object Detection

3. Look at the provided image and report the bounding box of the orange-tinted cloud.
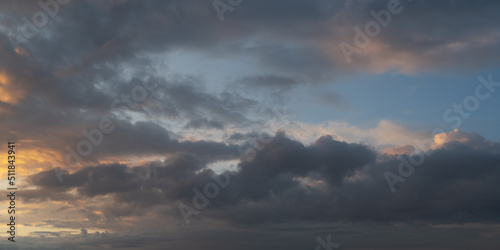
[0,70,26,105]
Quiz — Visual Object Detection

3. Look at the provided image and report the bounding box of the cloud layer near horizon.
[25,130,500,226]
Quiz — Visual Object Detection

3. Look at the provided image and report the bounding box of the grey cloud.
[25,131,500,226]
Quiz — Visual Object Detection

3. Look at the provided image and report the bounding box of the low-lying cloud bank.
[27,130,500,225]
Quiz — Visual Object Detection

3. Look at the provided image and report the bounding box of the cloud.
[433,128,500,151]
[1,1,499,249]
[25,131,500,226]
[277,120,428,147]
[0,0,498,172]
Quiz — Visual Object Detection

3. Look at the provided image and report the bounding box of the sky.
[0,0,500,249]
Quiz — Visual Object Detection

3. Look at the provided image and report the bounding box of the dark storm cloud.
[26,131,500,225]
[232,133,376,188]
[26,133,375,221]
[370,142,500,222]
[64,119,240,162]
